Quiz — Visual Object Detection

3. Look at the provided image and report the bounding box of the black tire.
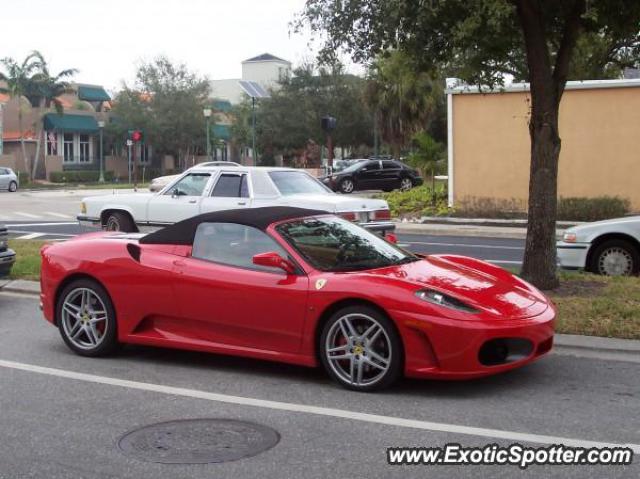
[56,278,120,357]
[399,177,413,191]
[319,305,403,392]
[104,211,136,232]
[588,239,639,276]
[8,181,17,192]
[339,178,355,194]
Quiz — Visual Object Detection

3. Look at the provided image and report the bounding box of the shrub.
[557,196,630,222]
[50,170,115,183]
[379,185,450,217]
[452,197,527,219]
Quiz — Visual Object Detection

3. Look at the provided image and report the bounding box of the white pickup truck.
[78,166,395,234]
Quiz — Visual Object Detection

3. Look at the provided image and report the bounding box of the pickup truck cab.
[79,166,395,235]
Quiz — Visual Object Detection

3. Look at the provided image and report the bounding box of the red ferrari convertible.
[41,207,555,391]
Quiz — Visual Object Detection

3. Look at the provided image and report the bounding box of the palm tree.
[26,51,77,179]
[366,51,440,158]
[0,53,41,176]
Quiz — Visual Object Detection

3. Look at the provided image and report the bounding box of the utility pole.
[251,97,256,165]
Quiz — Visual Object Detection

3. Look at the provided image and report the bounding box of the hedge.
[50,171,115,183]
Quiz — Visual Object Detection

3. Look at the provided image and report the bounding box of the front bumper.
[394,306,555,379]
[0,249,16,277]
[556,241,590,270]
[77,215,102,229]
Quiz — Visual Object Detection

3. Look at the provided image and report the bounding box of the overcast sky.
[2,0,354,92]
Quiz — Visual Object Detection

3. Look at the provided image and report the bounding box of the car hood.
[364,255,549,319]
[565,215,640,235]
[283,193,388,213]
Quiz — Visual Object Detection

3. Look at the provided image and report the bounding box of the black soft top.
[139,206,330,245]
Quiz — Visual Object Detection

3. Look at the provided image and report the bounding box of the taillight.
[339,212,357,221]
[374,209,391,220]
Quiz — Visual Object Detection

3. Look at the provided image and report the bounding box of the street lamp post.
[97,120,105,183]
[203,108,212,161]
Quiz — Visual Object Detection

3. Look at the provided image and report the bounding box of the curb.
[1,279,638,360]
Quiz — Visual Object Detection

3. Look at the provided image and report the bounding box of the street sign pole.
[251,97,256,165]
[126,139,133,184]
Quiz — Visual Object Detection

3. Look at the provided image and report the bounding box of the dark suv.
[0,224,16,277]
[322,159,423,194]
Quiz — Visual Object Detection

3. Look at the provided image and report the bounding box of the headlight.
[415,289,479,314]
[80,202,86,214]
[563,232,577,243]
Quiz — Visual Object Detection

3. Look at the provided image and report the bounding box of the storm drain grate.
[117,418,280,464]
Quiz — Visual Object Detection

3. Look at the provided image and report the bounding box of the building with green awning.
[43,113,99,133]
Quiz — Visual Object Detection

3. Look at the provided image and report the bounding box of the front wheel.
[339,178,354,194]
[320,305,403,391]
[588,239,639,276]
[104,212,136,232]
[8,181,17,192]
[57,279,119,357]
[400,177,413,191]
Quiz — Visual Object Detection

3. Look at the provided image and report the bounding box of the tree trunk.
[32,106,44,181]
[18,109,30,180]
[520,96,561,290]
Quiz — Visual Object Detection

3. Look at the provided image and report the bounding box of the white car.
[557,216,640,276]
[0,167,19,192]
[79,166,395,235]
[148,162,240,192]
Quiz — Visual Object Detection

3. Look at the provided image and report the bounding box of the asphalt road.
[0,293,638,479]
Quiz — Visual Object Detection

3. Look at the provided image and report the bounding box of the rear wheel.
[57,279,119,356]
[8,181,17,192]
[104,211,136,232]
[588,239,639,276]
[320,305,402,391]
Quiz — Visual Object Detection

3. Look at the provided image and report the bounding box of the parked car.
[557,215,640,276]
[149,161,240,192]
[80,166,395,235]
[0,167,19,192]
[322,159,423,193]
[0,224,16,277]
[43,207,555,391]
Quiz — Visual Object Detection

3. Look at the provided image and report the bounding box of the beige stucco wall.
[452,86,640,210]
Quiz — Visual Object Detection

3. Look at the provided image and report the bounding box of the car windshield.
[276,216,418,272]
[269,171,332,196]
[338,161,368,174]
[333,160,363,172]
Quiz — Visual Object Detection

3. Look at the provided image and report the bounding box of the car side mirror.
[252,251,295,274]
[171,188,185,198]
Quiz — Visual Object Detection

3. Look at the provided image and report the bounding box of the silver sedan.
[0,167,18,192]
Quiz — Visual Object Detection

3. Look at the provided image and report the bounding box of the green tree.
[0,53,41,177]
[407,131,446,198]
[111,56,210,169]
[25,51,77,179]
[298,0,640,289]
[366,51,444,158]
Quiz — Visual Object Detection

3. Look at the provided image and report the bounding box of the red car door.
[172,222,310,354]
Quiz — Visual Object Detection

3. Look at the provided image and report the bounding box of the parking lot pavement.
[0,293,638,478]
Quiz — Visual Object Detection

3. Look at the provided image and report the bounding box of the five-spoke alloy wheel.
[339,178,355,194]
[57,279,119,356]
[400,177,413,191]
[320,305,402,391]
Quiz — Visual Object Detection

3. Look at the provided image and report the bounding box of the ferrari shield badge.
[315,278,327,290]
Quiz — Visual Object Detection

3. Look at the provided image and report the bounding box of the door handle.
[189,199,197,204]
[237,201,247,206]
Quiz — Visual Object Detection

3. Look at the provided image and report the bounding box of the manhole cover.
[117,419,280,464]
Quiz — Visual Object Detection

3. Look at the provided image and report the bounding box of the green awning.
[212,124,230,140]
[44,113,99,133]
[78,85,111,102]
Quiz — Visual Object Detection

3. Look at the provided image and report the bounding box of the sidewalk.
[1,279,638,361]
[394,221,568,239]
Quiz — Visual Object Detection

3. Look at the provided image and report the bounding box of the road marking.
[45,212,73,219]
[406,241,524,250]
[6,222,77,227]
[13,212,40,219]
[0,359,637,453]
[14,232,46,240]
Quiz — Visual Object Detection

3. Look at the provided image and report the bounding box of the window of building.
[79,134,90,162]
[63,133,74,163]
[192,222,289,273]
[46,132,58,156]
